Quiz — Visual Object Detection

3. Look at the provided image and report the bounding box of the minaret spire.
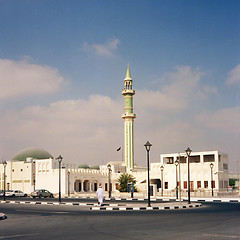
[125,64,132,79]
[122,65,136,171]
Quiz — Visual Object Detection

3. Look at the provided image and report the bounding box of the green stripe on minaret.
[122,65,136,171]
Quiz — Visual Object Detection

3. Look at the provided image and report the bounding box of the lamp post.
[56,155,63,203]
[185,147,192,204]
[160,165,164,197]
[178,154,182,203]
[175,160,179,200]
[33,160,36,191]
[67,171,70,197]
[144,141,152,207]
[210,163,214,197]
[2,161,7,201]
[107,164,112,198]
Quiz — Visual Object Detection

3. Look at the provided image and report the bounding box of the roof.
[12,148,53,161]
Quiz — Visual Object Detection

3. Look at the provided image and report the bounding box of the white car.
[5,190,27,197]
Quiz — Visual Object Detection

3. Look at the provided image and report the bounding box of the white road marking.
[0,233,39,239]
[203,234,240,239]
[16,209,70,214]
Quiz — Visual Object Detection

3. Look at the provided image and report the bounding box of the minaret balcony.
[122,89,135,95]
[122,113,136,119]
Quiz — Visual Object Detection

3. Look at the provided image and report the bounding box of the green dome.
[12,148,53,161]
[90,165,100,170]
[78,164,90,169]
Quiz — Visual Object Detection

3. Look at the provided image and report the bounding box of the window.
[184,181,187,189]
[190,181,194,191]
[204,154,214,162]
[189,155,200,163]
[223,164,228,170]
[211,181,215,188]
[164,157,174,164]
[164,182,168,189]
[177,156,186,163]
[197,181,201,188]
[204,181,208,188]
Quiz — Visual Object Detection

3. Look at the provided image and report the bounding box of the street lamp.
[185,147,192,204]
[67,171,70,197]
[2,161,7,201]
[144,141,152,207]
[33,160,36,191]
[56,155,63,203]
[107,164,112,198]
[178,153,182,203]
[210,163,214,197]
[174,160,179,200]
[160,165,164,197]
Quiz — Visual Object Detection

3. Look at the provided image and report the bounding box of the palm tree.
[117,173,137,192]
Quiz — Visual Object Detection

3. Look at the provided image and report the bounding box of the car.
[0,190,4,196]
[5,190,27,197]
[30,189,54,198]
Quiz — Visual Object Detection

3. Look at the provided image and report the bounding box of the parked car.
[5,190,27,197]
[0,190,4,196]
[31,189,54,198]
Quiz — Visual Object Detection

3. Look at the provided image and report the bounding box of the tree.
[229,178,237,187]
[117,173,137,192]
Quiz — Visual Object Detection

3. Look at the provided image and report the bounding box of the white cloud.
[203,85,218,95]
[0,58,65,101]
[135,66,207,114]
[82,38,120,57]
[226,64,240,85]
[197,106,240,134]
[0,95,123,165]
[0,65,238,171]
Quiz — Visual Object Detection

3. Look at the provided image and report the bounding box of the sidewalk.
[0,198,202,211]
[90,201,202,211]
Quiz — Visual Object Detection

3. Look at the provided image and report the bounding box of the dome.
[90,165,100,170]
[12,148,53,161]
[78,164,90,169]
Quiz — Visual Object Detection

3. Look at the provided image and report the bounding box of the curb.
[0,213,7,220]
[64,197,240,203]
[0,200,95,206]
[183,198,240,203]
[90,203,202,211]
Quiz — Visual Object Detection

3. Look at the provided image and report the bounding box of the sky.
[0,0,240,172]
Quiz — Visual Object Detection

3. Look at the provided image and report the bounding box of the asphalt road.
[0,202,240,240]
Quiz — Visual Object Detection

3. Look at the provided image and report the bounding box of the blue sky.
[0,0,240,171]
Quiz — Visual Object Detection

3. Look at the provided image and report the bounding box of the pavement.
[1,196,240,216]
[0,197,201,212]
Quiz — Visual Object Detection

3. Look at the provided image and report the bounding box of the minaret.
[122,65,136,171]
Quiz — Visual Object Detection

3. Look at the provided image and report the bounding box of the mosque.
[0,66,229,197]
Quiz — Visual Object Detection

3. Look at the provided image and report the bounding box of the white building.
[0,148,229,197]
